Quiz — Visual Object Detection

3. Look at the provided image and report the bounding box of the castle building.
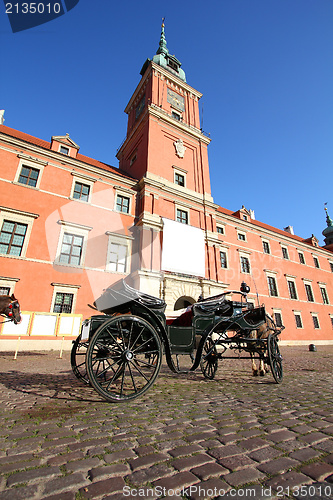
[0,24,332,348]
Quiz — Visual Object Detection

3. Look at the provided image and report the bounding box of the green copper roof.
[143,21,186,82]
[322,206,333,243]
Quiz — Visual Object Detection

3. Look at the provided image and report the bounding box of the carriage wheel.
[71,334,90,384]
[200,334,219,380]
[267,334,283,383]
[86,315,162,402]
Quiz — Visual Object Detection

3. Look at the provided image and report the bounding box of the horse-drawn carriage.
[71,280,284,403]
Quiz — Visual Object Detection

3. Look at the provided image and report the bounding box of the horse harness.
[0,299,20,324]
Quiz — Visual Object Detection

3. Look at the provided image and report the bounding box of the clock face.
[167,88,185,112]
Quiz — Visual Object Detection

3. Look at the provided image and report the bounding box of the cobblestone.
[0,346,332,498]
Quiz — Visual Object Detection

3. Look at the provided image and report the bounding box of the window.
[107,242,127,273]
[18,165,40,187]
[262,241,270,254]
[217,226,224,235]
[176,209,188,225]
[287,280,298,300]
[282,246,289,259]
[60,146,69,155]
[331,316,333,328]
[53,292,73,313]
[274,312,283,327]
[116,195,130,214]
[238,233,246,241]
[175,172,185,187]
[130,153,137,166]
[59,233,83,266]
[320,287,329,305]
[0,220,27,256]
[220,251,227,269]
[242,215,248,221]
[172,111,181,121]
[312,314,320,329]
[305,283,314,302]
[0,287,10,295]
[298,252,305,264]
[73,182,90,202]
[268,276,278,297]
[294,313,303,328]
[313,256,320,268]
[240,256,250,274]
[330,262,333,273]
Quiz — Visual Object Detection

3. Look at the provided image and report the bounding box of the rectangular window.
[287,280,298,300]
[298,252,305,264]
[108,242,127,272]
[238,233,246,241]
[274,312,283,327]
[282,247,289,259]
[73,181,90,202]
[53,292,73,313]
[172,111,181,121]
[217,226,224,234]
[313,256,320,268]
[305,283,314,302]
[320,287,329,304]
[331,316,333,328]
[175,173,185,186]
[330,262,333,273]
[312,315,320,329]
[0,220,28,256]
[262,241,270,254]
[220,251,227,269]
[268,276,278,297]
[176,209,188,224]
[295,313,303,328]
[240,256,250,274]
[18,165,39,187]
[60,146,69,155]
[0,286,10,295]
[116,195,130,214]
[59,233,83,266]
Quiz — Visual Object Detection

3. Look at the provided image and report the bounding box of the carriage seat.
[167,309,193,327]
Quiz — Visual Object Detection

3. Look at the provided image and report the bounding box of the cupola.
[323,206,333,248]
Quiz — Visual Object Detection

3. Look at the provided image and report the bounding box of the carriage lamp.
[240,282,250,294]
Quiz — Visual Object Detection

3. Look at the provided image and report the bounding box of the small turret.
[323,205,333,247]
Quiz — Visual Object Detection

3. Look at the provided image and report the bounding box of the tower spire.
[322,203,333,247]
[156,18,168,56]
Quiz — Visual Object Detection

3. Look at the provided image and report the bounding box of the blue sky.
[1,0,332,244]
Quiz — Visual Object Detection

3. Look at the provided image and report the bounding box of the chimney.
[0,110,4,125]
[284,225,294,235]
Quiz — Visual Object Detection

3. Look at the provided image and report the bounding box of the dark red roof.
[0,124,133,180]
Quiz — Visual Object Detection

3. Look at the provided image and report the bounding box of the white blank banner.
[161,218,205,276]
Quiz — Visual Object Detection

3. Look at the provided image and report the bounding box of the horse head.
[0,294,22,324]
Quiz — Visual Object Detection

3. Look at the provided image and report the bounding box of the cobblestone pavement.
[0,346,332,499]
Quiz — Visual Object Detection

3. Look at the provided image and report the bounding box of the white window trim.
[59,145,70,155]
[14,157,46,190]
[173,167,187,188]
[219,249,228,269]
[239,252,251,274]
[312,254,320,268]
[281,245,289,259]
[70,173,96,203]
[237,231,247,242]
[216,224,225,235]
[0,276,19,295]
[55,221,92,268]
[114,188,133,215]
[294,311,303,329]
[319,284,330,305]
[311,312,320,329]
[50,283,80,314]
[0,207,38,259]
[286,276,298,300]
[303,279,315,302]
[261,238,271,254]
[105,232,133,274]
[298,250,306,264]
[175,205,190,225]
[265,271,279,297]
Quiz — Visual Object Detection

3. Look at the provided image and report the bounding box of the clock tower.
[116,21,212,198]
[117,22,219,306]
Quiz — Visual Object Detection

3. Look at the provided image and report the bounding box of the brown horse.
[250,314,276,376]
[0,294,22,324]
